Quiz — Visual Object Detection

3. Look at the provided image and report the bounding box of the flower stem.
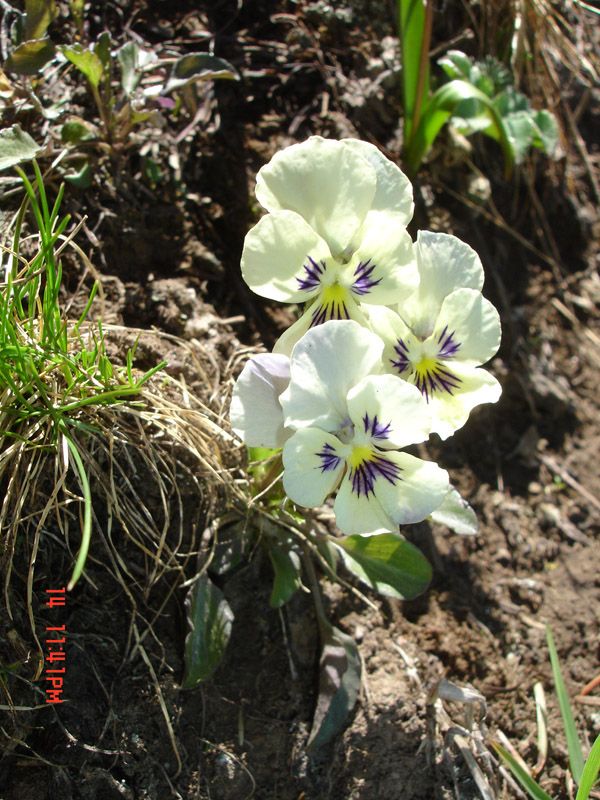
[301,539,330,638]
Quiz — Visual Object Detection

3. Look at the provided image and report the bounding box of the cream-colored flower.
[241,136,417,355]
[371,231,502,439]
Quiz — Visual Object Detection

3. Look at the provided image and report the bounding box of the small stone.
[539,503,561,527]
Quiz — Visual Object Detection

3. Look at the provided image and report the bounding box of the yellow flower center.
[321,282,349,306]
[414,356,438,382]
[348,444,373,468]
[310,282,352,326]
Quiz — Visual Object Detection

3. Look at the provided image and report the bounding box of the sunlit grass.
[0,161,164,590]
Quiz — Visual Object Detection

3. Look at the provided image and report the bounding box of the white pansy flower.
[230,353,290,448]
[280,321,450,535]
[241,136,417,355]
[370,231,502,440]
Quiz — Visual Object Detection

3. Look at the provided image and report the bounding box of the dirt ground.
[1,1,599,799]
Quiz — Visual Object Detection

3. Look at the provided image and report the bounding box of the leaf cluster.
[1,1,239,187]
[397,1,559,177]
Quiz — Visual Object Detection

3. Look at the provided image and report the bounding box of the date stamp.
[44,587,67,704]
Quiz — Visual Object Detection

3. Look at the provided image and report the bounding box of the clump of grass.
[0,162,241,674]
[0,161,164,593]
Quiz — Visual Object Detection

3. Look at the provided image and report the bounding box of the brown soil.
[1,2,599,799]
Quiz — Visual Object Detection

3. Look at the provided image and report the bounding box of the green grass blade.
[576,735,600,800]
[404,79,514,177]
[63,432,93,591]
[546,626,585,784]
[493,743,553,800]
[398,0,431,145]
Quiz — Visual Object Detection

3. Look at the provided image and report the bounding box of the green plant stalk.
[575,734,600,800]
[398,0,430,146]
[546,626,585,784]
[410,0,433,141]
[62,430,92,590]
[493,743,553,800]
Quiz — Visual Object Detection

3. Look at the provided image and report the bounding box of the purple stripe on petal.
[362,412,392,440]
[414,364,462,403]
[351,259,382,296]
[391,338,410,373]
[316,442,342,472]
[310,298,351,327]
[437,326,461,358]
[349,453,402,498]
[297,256,326,292]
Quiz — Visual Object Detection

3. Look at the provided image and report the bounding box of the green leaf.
[495,86,531,115]
[24,0,56,41]
[404,78,514,177]
[163,53,239,94]
[209,521,248,576]
[398,0,430,144]
[94,32,112,72]
[61,119,96,144]
[337,532,432,600]
[430,487,478,535]
[268,541,302,608]
[61,44,104,88]
[438,50,472,81]
[0,125,42,171]
[182,574,233,688]
[117,41,155,95]
[546,626,585,784]
[5,38,55,75]
[308,625,361,750]
[63,160,92,188]
[492,743,553,800]
[576,734,600,800]
[532,110,559,156]
[504,111,535,164]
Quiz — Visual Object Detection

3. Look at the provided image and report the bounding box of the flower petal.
[406,231,485,333]
[341,139,414,223]
[428,363,502,440]
[273,306,314,357]
[282,428,345,507]
[334,473,396,535]
[346,374,432,450]
[280,319,383,432]
[273,294,371,357]
[255,136,377,256]
[241,209,331,302]
[374,451,450,525]
[230,353,291,448]
[434,288,501,365]
[349,210,418,305]
[365,305,415,373]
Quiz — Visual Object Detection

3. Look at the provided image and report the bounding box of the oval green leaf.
[337,532,432,599]
[268,543,302,608]
[5,38,55,75]
[308,625,361,751]
[61,44,104,88]
[0,125,42,171]
[182,574,233,688]
[164,53,239,94]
